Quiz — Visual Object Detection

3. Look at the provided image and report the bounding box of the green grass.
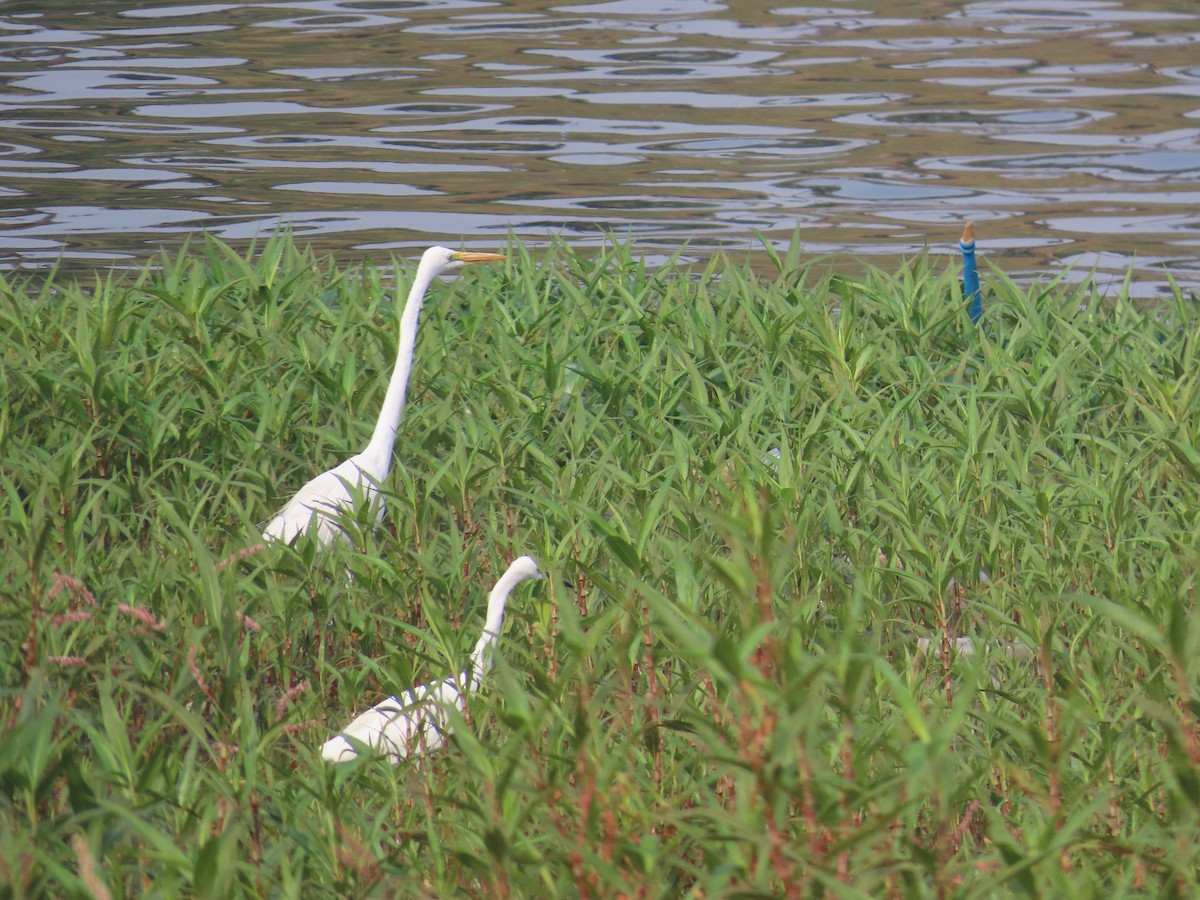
[2,232,1199,896]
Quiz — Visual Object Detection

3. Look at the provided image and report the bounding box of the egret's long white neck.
[361,255,442,475]
[467,558,539,688]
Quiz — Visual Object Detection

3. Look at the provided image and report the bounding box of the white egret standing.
[321,555,543,763]
[263,246,506,545]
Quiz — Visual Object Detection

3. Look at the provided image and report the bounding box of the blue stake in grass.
[961,220,982,324]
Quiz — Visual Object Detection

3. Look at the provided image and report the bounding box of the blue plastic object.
[961,221,982,324]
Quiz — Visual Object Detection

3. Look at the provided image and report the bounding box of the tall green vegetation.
[2,234,1198,895]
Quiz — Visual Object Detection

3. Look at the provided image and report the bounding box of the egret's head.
[509,555,544,582]
[422,245,505,274]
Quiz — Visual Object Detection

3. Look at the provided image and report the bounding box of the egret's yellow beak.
[451,251,506,264]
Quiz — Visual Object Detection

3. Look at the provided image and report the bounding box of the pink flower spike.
[276,680,310,717]
[188,646,214,702]
[50,611,94,625]
[118,603,166,632]
[48,655,89,667]
[236,612,262,633]
[217,543,268,573]
[48,572,98,607]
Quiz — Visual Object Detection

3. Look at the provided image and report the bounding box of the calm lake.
[2,0,1198,296]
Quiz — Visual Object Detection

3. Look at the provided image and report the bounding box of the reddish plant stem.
[838,717,854,884]
[642,602,662,796]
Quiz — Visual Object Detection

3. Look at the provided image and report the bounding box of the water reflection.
[0,0,1197,297]
[839,107,1111,131]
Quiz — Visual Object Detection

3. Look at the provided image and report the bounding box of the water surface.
[1,0,1198,295]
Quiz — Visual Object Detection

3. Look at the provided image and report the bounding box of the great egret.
[263,246,506,545]
[321,555,543,763]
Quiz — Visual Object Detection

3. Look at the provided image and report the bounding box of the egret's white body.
[263,246,506,545]
[321,555,542,763]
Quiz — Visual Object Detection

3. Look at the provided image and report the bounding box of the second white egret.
[321,555,543,763]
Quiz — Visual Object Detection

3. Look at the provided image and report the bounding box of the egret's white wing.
[321,676,467,763]
[262,456,383,546]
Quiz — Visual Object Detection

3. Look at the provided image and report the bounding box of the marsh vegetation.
[3,236,1199,895]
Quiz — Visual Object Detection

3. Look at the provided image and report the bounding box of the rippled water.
[2,0,1198,295]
